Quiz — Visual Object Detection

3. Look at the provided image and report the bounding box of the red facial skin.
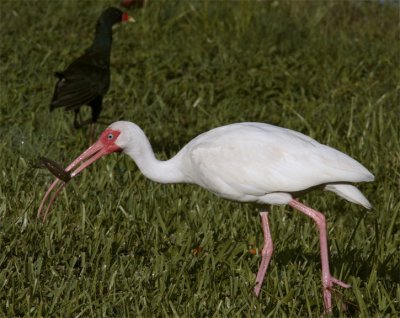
[37,129,122,221]
[121,12,130,22]
[121,12,135,23]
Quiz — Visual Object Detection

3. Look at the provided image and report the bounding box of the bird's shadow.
[272,243,399,283]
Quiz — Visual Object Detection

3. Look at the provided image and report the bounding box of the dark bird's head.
[90,7,134,52]
[98,7,135,28]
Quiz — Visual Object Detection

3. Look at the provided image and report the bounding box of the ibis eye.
[107,133,114,140]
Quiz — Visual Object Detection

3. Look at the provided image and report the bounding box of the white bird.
[38,121,374,313]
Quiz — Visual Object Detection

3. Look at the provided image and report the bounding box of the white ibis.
[38,121,374,312]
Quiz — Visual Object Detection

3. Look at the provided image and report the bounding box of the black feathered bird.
[50,7,134,128]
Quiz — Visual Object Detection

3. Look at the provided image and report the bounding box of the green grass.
[0,0,399,316]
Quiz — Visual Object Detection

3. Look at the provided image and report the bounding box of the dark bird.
[50,7,134,129]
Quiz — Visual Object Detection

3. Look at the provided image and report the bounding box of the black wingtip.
[54,72,63,78]
[49,100,57,111]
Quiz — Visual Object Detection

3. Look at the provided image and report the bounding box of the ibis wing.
[185,123,373,198]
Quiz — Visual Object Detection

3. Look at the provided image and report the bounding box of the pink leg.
[288,199,351,313]
[253,212,274,297]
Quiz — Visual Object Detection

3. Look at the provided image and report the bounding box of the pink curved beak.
[37,139,117,222]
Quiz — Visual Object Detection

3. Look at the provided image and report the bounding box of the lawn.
[0,0,399,316]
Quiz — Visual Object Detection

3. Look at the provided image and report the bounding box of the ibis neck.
[124,138,187,185]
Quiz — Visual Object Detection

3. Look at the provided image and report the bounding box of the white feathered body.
[175,123,374,208]
[114,122,374,209]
